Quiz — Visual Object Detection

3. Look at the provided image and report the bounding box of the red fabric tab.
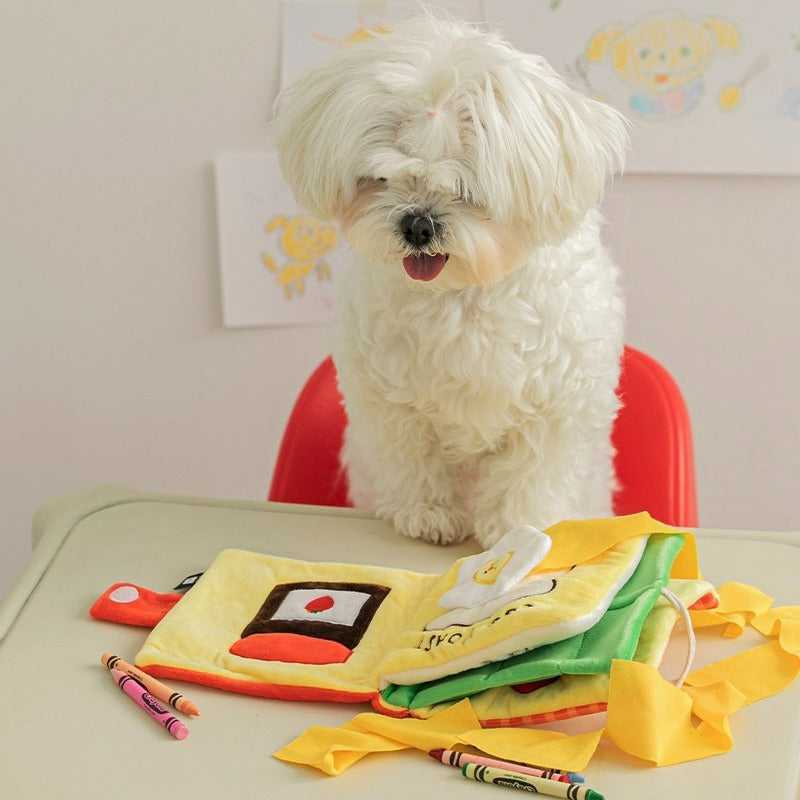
[230,632,353,664]
[89,583,183,627]
[689,592,719,611]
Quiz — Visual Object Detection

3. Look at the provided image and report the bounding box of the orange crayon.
[101,653,200,716]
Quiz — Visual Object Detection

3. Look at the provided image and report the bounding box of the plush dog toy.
[273,13,628,547]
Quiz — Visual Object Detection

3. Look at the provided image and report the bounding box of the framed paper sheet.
[214,152,349,327]
[489,0,800,174]
[280,0,484,89]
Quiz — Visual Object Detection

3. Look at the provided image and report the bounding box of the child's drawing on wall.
[781,28,800,120]
[311,16,390,48]
[717,54,770,112]
[216,152,347,327]
[262,214,339,299]
[486,1,799,173]
[281,2,481,89]
[586,13,741,119]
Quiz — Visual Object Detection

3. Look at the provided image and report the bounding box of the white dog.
[273,14,628,547]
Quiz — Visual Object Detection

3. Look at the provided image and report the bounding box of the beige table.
[1,486,799,799]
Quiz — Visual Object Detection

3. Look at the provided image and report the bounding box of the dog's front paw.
[473,507,534,549]
[389,504,471,546]
[472,518,509,549]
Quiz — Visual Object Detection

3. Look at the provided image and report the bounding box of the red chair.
[268,357,350,508]
[268,345,698,527]
[612,346,698,526]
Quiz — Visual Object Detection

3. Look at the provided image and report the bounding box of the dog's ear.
[272,70,343,219]
[272,49,374,220]
[486,56,629,244]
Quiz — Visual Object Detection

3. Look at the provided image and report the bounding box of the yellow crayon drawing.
[586,13,741,119]
[262,214,338,299]
[779,30,800,120]
[718,53,770,111]
[312,14,390,48]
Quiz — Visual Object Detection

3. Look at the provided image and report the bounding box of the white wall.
[605,175,800,531]
[2,1,798,601]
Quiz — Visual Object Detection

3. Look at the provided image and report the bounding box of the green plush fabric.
[382,534,683,711]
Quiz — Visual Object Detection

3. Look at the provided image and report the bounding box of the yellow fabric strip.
[460,727,602,774]
[606,660,741,765]
[275,724,406,775]
[273,579,800,776]
[685,640,800,704]
[752,606,800,656]
[274,698,603,776]
[689,582,774,637]
[537,513,696,576]
[274,700,481,775]
[605,640,800,766]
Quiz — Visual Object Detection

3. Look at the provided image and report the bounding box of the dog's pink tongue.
[403,253,447,281]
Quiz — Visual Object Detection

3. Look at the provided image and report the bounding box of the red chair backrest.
[268,356,350,508]
[269,346,698,527]
[612,345,698,526]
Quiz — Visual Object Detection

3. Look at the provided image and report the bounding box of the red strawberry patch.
[305,595,335,614]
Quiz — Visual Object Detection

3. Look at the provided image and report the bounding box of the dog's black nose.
[400,213,437,248]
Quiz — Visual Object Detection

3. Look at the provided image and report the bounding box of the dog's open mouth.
[402,253,449,281]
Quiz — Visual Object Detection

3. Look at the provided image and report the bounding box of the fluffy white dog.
[273,14,628,547]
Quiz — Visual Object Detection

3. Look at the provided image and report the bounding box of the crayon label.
[494,777,537,791]
[140,691,168,715]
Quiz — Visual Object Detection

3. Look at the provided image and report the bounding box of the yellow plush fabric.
[136,549,437,701]
[274,698,602,776]
[376,535,649,688]
[537,513,698,578]
[135,513,686,706]
[275,597,800,772]
[124,512,800,771]
[377,576,714,724]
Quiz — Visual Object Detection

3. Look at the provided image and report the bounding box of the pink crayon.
[102,653,200,716]
[110,669,189,740]
[428,748,585,784]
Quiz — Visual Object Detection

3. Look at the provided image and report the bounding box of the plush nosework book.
[91,513,717,725]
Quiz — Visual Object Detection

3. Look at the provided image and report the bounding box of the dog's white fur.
[273,14,628,547]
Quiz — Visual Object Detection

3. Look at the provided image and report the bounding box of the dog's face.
[273,15,627,291]
[340,174,530,291]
